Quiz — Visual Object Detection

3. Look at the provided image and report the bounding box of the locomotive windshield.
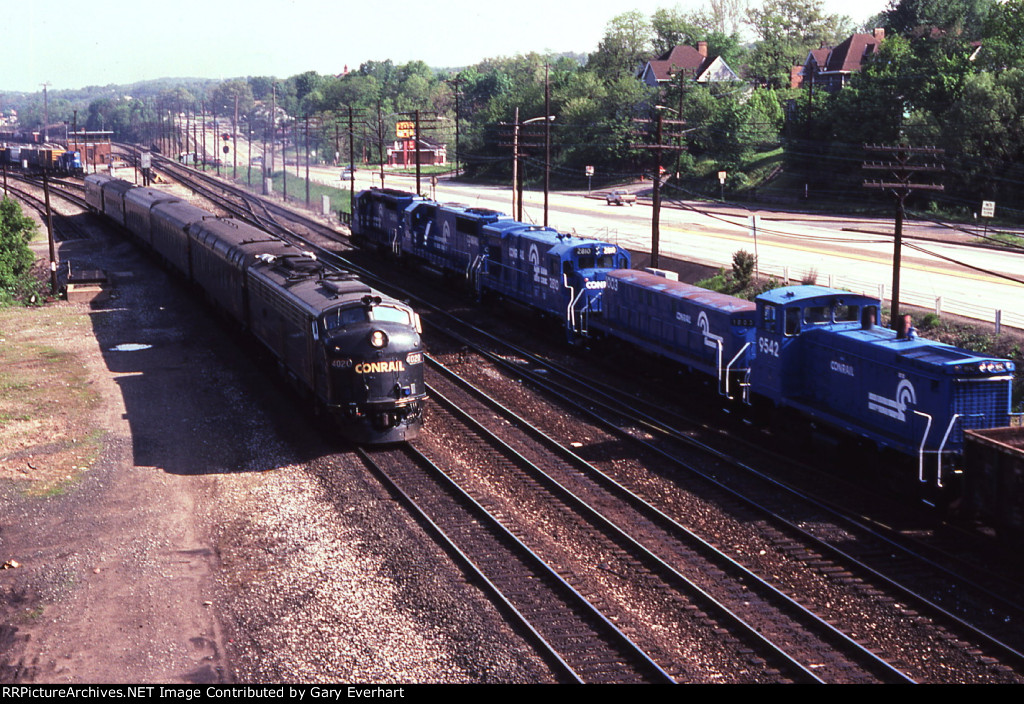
[575,246,624,270]
[321,304,413,331]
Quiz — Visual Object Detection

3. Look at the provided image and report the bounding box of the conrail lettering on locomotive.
[355,361,406,374]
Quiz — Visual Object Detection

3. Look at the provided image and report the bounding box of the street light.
[512,110,555,221]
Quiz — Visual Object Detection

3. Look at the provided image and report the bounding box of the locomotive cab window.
[370,305,412,327]
[835,304,858,322]
[576,251,595,270]
[803,305,830,325]
[321,304,412,331]
[322,307,368,331]
[785,307,801,336]
[762,304,778,333]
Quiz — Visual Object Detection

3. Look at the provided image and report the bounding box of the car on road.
[341,167,357,179]
[605,190,637,206]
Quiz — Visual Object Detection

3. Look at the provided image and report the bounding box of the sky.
[5,0,891,94]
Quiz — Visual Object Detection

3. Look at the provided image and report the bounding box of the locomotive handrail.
[723,342,752,403]
[914,410,934,486]
[567,285,588,335]
[935,413,965,489]
[915,412,984,489]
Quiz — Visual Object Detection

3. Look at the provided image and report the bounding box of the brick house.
[386,135,446,167]
[793,29,886,91]
[638,42,740,87]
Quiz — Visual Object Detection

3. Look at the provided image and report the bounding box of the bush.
[0,197,40,306]
[731,250,756,289]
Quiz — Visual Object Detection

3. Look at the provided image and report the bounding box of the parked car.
[606,190,637,206]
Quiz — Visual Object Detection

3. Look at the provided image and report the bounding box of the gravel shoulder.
[0,187,552,684]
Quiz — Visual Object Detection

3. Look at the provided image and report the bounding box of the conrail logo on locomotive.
[868,378,917,422]
[698,311,724,350]
[355,361,406,374]
[830,359,856,377]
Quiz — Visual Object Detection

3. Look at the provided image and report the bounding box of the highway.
[195,130,1024,331]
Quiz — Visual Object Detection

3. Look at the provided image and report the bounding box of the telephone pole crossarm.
[862,142,945,327]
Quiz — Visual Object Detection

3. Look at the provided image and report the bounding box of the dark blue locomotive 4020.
[351,186,1021,533]
[87,174,425,444]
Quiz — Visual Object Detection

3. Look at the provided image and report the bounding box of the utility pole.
[863,143,944,327]
[544,64,551,227]
[41,83,50,143]
[633,109,687,269]
[501,112,553,221]
[42,170,57,295]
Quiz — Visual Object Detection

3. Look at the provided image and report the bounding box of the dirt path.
[0,189,551,684]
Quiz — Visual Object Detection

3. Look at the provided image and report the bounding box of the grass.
[0,306,105,497]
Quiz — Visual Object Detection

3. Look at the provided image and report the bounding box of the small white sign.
[981,200,995,218]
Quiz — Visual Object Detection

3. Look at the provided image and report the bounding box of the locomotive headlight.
[369,330,389,348]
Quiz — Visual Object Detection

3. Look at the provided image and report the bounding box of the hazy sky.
[7,0,890,93]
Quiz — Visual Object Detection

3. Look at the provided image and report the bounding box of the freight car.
[0,146,82,175]
[85,174,425,443]
[350,186,1021,530]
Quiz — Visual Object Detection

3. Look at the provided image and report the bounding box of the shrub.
[0,197,39,306]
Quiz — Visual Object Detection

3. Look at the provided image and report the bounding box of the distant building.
[793,29,885,91]
[637,42,740,87]
[387,136,446,167]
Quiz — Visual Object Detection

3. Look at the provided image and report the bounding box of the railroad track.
[123,154,1024,683]
[2,173,90,240]
[417,321,1024,682]
[420,356,923,683]
[358,442,674,684]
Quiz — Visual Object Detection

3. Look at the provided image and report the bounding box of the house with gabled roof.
[793,29,886,91]
[638,42,740,87]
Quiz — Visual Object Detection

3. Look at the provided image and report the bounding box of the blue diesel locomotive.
[350,185,1020,530]
[86,175,425,444]
[597,272,1014,482]
[351,187,630,335]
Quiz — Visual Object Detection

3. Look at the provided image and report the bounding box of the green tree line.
[7,0,1024,217]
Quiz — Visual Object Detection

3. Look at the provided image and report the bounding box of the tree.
[208,80,254,121]
[651,7,702,54]
[587,10,654,80]
[940,69,1024,207]
[881,0,995,39]
[745,0,855,87]
[0,197,39,305]
[977,0,1024,71]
